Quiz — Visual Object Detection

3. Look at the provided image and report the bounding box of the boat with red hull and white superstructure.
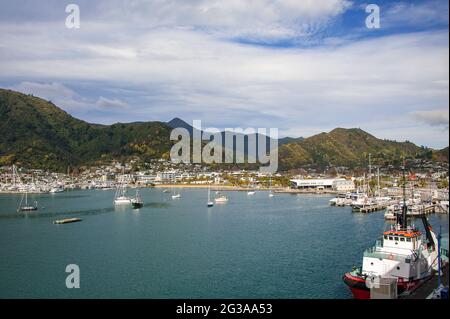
[343,163,441,299]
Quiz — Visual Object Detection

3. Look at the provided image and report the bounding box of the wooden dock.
[53,218,82,224]
[353,204,387,213]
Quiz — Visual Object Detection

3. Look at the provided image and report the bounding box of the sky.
[0,0,448,149]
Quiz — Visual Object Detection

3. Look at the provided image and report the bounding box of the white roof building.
[290,178,355,191]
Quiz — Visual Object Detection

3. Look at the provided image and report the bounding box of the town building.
[290,178,355,191]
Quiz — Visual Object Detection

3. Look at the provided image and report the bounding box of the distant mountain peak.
[167,117,190,128]
[330,127,367,134]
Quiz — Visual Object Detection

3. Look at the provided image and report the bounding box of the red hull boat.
[343,270,425,299]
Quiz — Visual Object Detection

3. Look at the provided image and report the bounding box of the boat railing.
[363,247,412,263]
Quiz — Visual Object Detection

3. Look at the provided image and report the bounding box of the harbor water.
[0,189,448,298]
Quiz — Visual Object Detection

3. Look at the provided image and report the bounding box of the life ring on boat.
[388,253,394,260]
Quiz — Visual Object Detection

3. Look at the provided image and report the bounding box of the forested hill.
[0,88,447,172]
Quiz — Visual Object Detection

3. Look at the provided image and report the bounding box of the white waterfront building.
[290,178,355,191]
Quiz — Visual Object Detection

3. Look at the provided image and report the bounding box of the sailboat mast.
[377,167,380,198]
[401,159,407,229]
[368,153,372,195]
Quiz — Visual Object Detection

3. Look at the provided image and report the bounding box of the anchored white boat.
[171,188,181,199]
[113,184,131,205]
[49,186,64,193]
[17,191,38,212]
[207,187,214,207]
[114,196,132,205]
[268,176,274,197]
[215,192,228,203]
[131,189,144,209]
[246,182,255,195]
[330,193,353,206]
[114,168,132,205]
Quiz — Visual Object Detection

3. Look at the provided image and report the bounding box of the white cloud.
[382,0,449,29]
[96,96,129,109]
[12,81,74,100]
[410,109,449,128]
[10,81,89,111]
[0,1,448,148]
[94,0,352,42]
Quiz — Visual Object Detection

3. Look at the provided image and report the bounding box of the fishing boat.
[131,189,144,209]
[343,164,441,299]
[17,191,38,212]
[207,187,214,207]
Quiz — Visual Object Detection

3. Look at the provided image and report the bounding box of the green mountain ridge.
[0,89,173,170]
[278,127,436,170]
[0,88,447,171]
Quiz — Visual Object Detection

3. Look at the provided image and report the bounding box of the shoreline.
[0,185,339,194]
[153,184,281,191]
[153,184,338,194]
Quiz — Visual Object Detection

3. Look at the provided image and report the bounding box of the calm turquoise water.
[0,189,448,298]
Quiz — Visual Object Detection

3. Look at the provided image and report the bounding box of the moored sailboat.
[17,191,38,212]
[113,182,132,205]
[171,188,181,199]
[247,183,255,195]
[215,192,228,203]
[114,185,132,205]
[207,187,214,207]
[268,175,274,197]
[131,189,144,209]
